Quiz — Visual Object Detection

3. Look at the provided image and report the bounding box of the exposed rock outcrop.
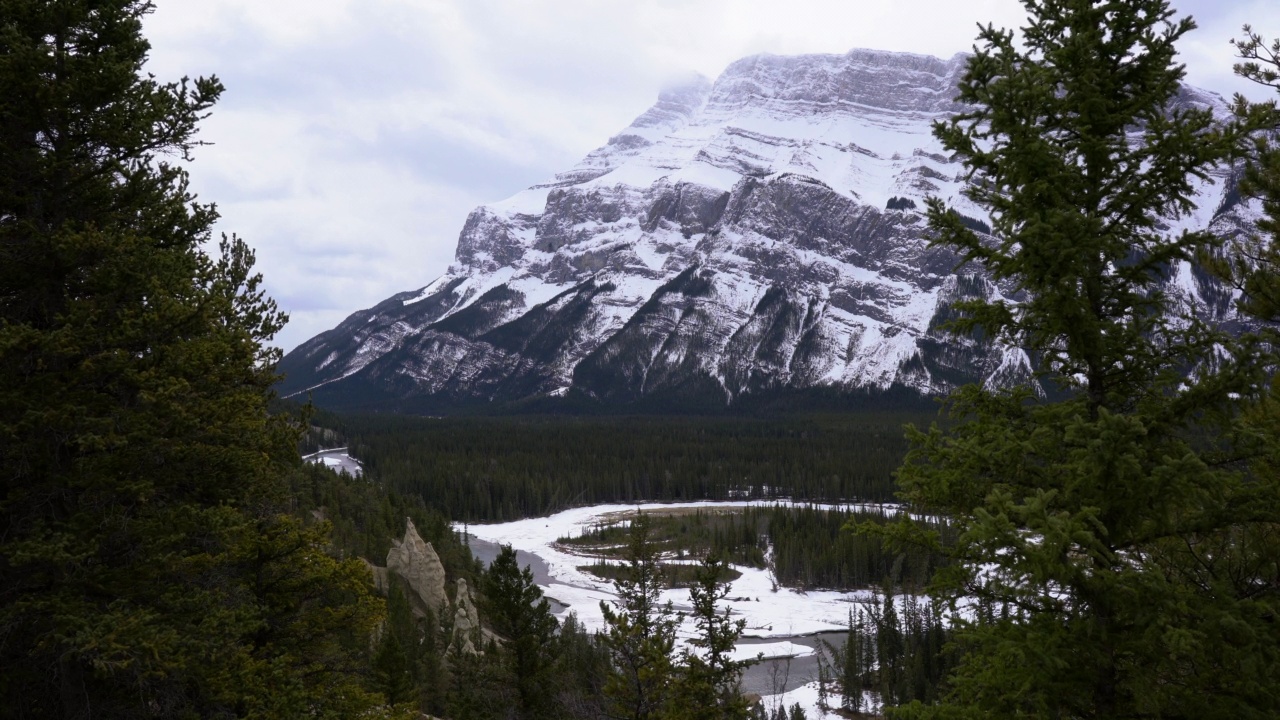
[449,578,482,655]
[385,518,448,616]
[361,521,493,660]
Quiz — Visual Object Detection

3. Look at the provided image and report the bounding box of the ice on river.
[454,500,893,643]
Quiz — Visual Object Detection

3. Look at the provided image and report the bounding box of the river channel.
[461,501,876,698]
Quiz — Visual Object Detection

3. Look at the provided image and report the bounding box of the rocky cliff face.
[278,48,1253,413]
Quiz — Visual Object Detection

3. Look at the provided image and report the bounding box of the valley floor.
[459,499,899,717]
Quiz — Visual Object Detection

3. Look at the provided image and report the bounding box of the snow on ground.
[303,448,363,477]
[758,681,861,720]
[455,500,900,652]
[488,186,552,215]
[728,641,814,663]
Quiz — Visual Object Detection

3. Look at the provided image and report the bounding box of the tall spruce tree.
[0,1,386,716]
[601,514,680,720]
[667,554,754,720]
[889,1,1280,717]
[482,545,560,720]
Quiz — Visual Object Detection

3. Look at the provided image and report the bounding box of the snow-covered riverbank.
[456,500,903,716]
[456,500,894,641]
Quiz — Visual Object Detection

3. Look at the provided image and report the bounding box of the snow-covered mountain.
[278,48,1251,413]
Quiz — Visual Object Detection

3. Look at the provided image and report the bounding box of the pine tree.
[601,514,680,720]
[417,603,449,716]
[889,1,1280,717]
[667,553,755,720]
[376,585,420,708]
[445,640,511,720]
[841,609,864,713]
[876,590,903,709]
[552,612,612,719]
[1218,26,1280,322]
[0,1,387,715]
[482,544,560,720]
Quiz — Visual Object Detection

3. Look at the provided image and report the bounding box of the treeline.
[770,507,951,591]
[318,413,934,521]
[560,506,952,592]
[559,508,770,568]
[821,591,955,714]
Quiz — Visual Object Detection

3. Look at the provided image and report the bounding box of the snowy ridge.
[278,48,1253,411]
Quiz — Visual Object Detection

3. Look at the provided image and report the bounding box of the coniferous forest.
[323,411,929,521]
[557,505,952,592]
[4,1,1280,719]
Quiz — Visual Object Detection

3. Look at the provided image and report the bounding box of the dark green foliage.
[1213,27,1280,324]
[287,463,495,717]
[563,506,951,592]
[368,582,454,715]
[891,2,1280,718]
[1225,28,1280,496]
[667,555,756,720]
[291,461,631,720]
[601,514,680,720]
[560,508,770,569]
[823,593,952,715]
[772,507,949,590]
[446,641,515,720]
[0,2,387,716]
[330,413,929,522]
[886,196,918,211]
[552,613,613,719]
[373,629,417,707]
[482,545,561,720]
[286,460,480,585]
[418,604,448,716]
[952,213,990,235]
[580,559,744,588]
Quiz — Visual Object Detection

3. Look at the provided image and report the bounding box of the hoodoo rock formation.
[449,578,482,655]
[383,518,448,616]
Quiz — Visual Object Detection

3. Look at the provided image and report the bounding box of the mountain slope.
[278,48,1252,413]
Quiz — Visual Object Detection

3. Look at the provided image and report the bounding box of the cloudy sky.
[141,0,1276,351]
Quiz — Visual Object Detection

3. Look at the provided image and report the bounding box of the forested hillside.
[313,412,933,521]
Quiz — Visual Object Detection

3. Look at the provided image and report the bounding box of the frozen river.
[303,447,363,477]
[465,533,844,697]
[457,500,897,710]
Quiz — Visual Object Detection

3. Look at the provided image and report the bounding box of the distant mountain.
[278,48,1254,413]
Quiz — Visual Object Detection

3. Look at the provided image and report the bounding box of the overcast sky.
[141,0,1276,351]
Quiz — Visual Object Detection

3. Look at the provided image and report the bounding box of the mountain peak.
[709,47,968,114]
[277,47,1249,414]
